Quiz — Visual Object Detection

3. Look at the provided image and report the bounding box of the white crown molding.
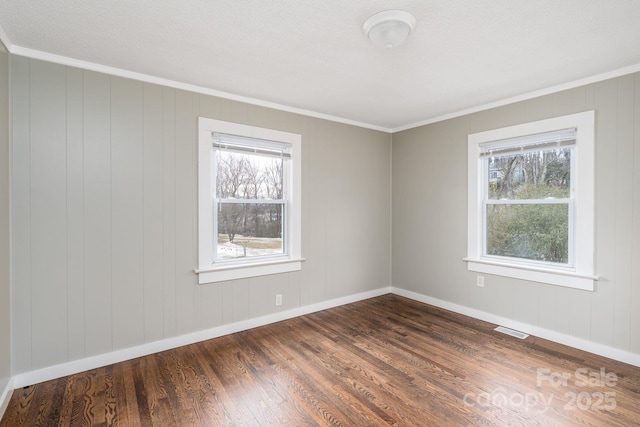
[391,287,640,368]
[0,21,387,133]
[3,21,640,135]
[392,62,640,133]
[8,44,390,133]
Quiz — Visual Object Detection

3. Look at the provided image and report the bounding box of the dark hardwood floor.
[2,294,640,426]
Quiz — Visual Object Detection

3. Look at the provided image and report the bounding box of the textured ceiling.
[1,0,639,131]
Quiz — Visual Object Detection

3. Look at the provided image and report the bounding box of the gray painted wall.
[10,56,391,373]
[0,46,10,390]
[393,73,640,354]
[9,52,639,377]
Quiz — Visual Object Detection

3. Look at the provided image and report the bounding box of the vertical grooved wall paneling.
[613,75,634,349]
[161,87,177,339]
[82,70,112,358]
[631,73,640,354]
[111,77,144,350]
[392,72,640,355]
[11,56,32,373]
[174,90,197,335]
[29,60,68,369]
[66,67,85,361]
[10,57,391,373]
[0,45,10,390]
[142,83,165,343]
[591,79,617,346]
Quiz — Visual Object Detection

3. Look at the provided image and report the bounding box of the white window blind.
[479,128,576,157]
[213,133,291,158]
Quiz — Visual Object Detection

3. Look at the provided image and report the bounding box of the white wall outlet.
[275,294,283,306]
[476,275,485,287]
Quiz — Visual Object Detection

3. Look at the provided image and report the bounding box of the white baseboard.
[0,377,14,421]
[392,287,640,368]
[12,287,392,388]
[8,284,639,392]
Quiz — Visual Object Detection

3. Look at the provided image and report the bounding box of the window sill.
[195,257,305,284]
[463,258,598,291]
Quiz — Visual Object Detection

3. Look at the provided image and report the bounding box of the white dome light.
[363,10,416,49]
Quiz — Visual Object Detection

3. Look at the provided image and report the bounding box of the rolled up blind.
[479,128,576,157]
[212,132,291,158]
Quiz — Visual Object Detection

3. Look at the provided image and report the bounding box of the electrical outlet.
[275,294,283,306]
[476,275,485,287]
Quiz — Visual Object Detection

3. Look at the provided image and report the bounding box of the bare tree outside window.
[215,150,286,260]
[486,147,571,264]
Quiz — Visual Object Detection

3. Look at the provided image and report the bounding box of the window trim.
[196,117,303,284]
[465,111,597,291]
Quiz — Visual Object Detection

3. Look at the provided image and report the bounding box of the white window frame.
[465,111,598,291]
[196,117,303,284]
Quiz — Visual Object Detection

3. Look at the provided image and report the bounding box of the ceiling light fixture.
[362,10,416,49]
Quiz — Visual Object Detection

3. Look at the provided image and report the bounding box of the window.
[466,111,597,290]
[483,128,575,265]
[197,118,302,284]
[213,133,288,261]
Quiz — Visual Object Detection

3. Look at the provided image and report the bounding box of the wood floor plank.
[231,330,323,425]
[216,334,295,424]
[2,385,35,426]
[121,362,142,427]
[142,353,177,426]
[67,371,91,426]
[2,294,640,426]
[243,326,357,426]
[57,373,78,426]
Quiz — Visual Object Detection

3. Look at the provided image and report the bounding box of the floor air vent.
[494,326,529,339]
